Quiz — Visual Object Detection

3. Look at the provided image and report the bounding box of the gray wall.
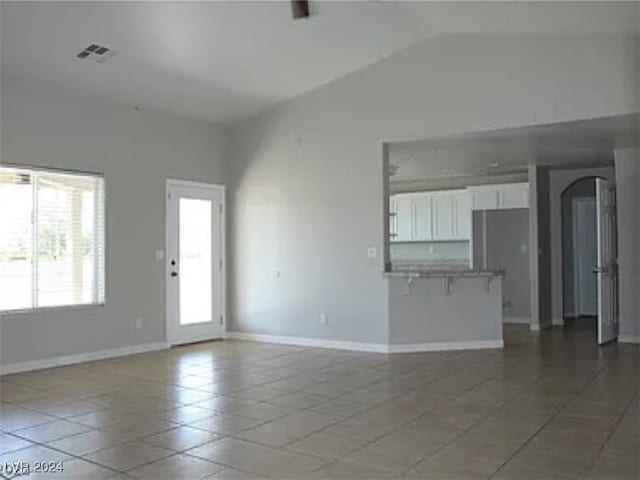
[229,34,637,344]
[388,277,502,345]
[615,149,639,340]
[0,77,227,366]
[486,210,531,321]
[529,165,552,329]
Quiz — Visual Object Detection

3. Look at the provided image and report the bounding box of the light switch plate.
[367,247,377,259]
[155,250,165,261]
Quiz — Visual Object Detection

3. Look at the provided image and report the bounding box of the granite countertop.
[384,268,504,278]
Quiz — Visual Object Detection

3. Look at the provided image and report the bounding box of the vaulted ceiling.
[1,1,637,124]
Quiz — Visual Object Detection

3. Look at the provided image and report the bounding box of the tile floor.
[0,324,638,479]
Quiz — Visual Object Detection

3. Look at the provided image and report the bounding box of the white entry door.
[166,180,225,345]
[595,178,618,345]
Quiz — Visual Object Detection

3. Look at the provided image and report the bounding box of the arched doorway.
[561,176,598,328]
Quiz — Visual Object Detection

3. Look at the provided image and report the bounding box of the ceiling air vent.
[76,43,117,63]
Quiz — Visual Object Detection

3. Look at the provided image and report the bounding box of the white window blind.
[0,166,105,311]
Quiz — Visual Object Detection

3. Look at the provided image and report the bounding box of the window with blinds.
[0,166,105,311]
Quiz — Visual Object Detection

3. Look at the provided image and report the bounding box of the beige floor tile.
[46,429,122,456]
[67,409,143,428]
[34,399,107,418]
[0,326,636,480]
[186,438,274,470]
[404,450,500,479]
[128,453,224,479]
[12,419,94,442]
[0,431,36,454]
[97,417,178,442]
[84,441,174,472]
[205,466,267,479]
[0,406,57,432]
[587,452,640,479]
[311,460,393,479]
[340,437,437,475]
[155,405,217,424]
[0,444,71,465]
[285,431,368,460]
[140,426,222,452]
[186,414,264,435]
[229,403,291,421]
[243,448,328,477]
[235,420,312,447]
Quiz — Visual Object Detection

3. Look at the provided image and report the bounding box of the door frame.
[165,179,226,346]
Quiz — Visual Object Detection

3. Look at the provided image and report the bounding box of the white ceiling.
[1,1,638,125]
[389,114,639,183]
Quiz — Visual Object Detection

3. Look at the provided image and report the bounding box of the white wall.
[229,34,638,344]
[0,77,227,366]
[615,149,639,341]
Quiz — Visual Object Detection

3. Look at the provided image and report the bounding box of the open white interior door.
[595,178,618,345]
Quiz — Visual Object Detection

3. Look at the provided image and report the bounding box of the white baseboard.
[1,342,169,375]
[529,323,541,332]
[387,340,503,353]
[226,332,503,353]
[619,335,640,344]
[552,317,565,326]
[503,316,530,324]
[226,332,388,353]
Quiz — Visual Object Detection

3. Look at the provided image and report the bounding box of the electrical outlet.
[320,313,328,325]
[135,318,144,330]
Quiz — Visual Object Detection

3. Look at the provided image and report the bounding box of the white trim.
[166,178,226,192]
[503,316,530,324]
[226,332,503,353]
[226,332,388,353]
[530,323,541,332]
[387,340,503,353]
[552,317,565,326]
[1,342,168,375]
[619,335,640,344]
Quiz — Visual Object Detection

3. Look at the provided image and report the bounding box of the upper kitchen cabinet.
[390,190,471,242]
[468,182,529,211]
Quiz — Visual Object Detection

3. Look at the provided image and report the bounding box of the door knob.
[170,271,178,277]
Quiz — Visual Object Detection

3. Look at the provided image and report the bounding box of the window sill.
[1,303,106,316]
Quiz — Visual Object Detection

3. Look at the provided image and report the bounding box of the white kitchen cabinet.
[468,183,529,211]
[412,196,433,241]
[469,186,499,210]
[394,196,413,241]
[432,193,453,240]
[390,190,470,242]
[497,183,529,209]
[452,190,472,239]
